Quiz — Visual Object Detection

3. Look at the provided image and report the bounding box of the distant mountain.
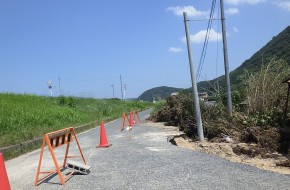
[197,25,290,93]
[138,86,183,102]
[138,27,290,101]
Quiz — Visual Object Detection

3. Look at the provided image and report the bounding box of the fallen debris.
[149,121,290,175]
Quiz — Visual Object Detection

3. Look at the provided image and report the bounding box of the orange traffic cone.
[133,111,140,124]
[129,112,135,126]
[96,121,112,148]
[0,153,11,190]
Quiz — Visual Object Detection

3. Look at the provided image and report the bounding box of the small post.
[47,80,53,97]
[183,12,204,142]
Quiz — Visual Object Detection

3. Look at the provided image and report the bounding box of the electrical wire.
[196,0,217,81]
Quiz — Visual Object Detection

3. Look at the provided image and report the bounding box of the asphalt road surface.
[5,109,290,190]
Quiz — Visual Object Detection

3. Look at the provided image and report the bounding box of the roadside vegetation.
[151,100,166,115]
[0,94,152,148]
[151,58,290,162]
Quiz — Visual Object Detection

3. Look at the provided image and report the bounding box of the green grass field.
[0,93,153,148]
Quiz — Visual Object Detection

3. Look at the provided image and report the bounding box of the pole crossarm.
[187,18,220,22]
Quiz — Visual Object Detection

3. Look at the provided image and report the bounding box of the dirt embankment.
[174,135,290,175]
[150,121,290,175]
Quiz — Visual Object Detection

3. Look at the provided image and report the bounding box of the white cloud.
[182,29,222,44]
[273,1,290,11]
[166,6,209,18]
[225,8,240,15]
[233,27,239,32]
[168,47,184,53]
[225,0,266,5]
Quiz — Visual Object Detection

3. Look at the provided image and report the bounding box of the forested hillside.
[198,26,290,94]
[138,86,183,102]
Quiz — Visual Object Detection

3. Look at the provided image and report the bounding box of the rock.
[199,143,208,148]
[225,136,232,143]
[219,145,235,156]
[276,160,290,167]
[232,143,260,157]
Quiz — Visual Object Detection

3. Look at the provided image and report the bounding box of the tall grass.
[241,58,290,126]
[244,58,289,115]
[0,93,152,147]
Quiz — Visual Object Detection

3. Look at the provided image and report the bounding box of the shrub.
[58,96,76,108]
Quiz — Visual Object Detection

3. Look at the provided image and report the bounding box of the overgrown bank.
[0,93,152,148]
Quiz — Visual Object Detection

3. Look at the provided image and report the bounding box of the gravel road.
[5,109,290,190]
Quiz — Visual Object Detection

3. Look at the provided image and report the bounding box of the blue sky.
[0,0,289,99]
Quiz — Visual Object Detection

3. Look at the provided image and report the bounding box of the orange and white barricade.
[35,127,87,186]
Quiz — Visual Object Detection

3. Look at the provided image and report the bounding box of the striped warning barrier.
[34,127,87,186]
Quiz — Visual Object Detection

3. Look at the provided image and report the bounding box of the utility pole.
[120,75,124,100]
[220,0,232,115]
[110,84,115,98]
[183,12,204,142]
[58,76,61,96]
[123,84,126,100]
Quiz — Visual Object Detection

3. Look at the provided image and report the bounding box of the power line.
[197,0,217,81]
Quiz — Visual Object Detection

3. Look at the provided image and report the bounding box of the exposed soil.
[174,136,290,175]
[149,121,290,175]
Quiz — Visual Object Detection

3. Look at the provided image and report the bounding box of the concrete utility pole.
[58,76,61,95]
[123,84,126,100]
[183,12,204,142]
[110,84,115,98]
[120,75,124,100]
[220,0,232,115]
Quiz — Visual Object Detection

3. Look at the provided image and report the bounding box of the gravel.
[5,109,290,190]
